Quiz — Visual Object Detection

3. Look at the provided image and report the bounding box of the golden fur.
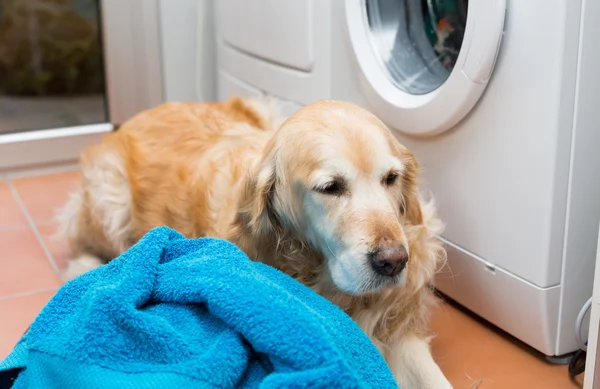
[58,97,451,389]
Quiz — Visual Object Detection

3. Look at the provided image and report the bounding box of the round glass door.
[365,0,468,95]
[345,0,505,136]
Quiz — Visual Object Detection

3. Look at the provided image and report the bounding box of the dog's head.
[241,100,439,295]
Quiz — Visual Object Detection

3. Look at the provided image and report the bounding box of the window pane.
[0,0,108,134]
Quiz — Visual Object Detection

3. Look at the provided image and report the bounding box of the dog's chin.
[330,269,408,296]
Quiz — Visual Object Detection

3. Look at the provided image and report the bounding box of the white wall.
[159,0,216,102]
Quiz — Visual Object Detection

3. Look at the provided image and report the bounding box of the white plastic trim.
[0,124,113,170]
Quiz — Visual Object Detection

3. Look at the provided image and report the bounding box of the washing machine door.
[346,0,505,136]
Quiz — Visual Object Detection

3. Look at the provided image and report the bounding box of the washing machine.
[215,0,600,357]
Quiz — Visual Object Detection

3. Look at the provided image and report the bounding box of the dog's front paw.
[421,380,453,389]
[440,380,453,389]
[421,375,453,389]
[397,375,453,389]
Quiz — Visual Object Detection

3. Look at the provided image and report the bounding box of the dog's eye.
[384,172,399,186]
[316,180,344,196]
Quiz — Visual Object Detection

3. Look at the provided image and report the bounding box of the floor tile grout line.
[0,288,58,301]
[33,220,60,227]
[7,180,61,275]
[0,225,30,231]
[1,174,36,230]
[5,163,80,180]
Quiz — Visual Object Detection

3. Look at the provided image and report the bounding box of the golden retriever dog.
[57,97,451,389]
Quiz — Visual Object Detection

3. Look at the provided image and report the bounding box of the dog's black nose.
[370,244,409,277]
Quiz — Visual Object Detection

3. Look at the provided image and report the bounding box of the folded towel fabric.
[0,227,398,389]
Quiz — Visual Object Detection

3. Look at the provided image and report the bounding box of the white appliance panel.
[217,0,314,71]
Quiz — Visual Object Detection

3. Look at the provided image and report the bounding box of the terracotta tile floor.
[0,169,586,388]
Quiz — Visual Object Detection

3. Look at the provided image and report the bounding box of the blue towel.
[0,227,398,388]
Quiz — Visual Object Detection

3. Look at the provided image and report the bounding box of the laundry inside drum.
[365,0,468,95]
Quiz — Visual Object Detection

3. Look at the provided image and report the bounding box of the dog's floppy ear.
[240,144,280,237]
[402,156,423,226]
[392,143,424,226]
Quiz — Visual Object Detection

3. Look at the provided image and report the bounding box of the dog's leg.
[61,253,104,282]
[385,333,452,389]
[56,147,132,281]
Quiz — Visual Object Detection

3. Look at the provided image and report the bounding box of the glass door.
[364,0,468,96]
[0,0,167,170]
[0,0,108,135]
